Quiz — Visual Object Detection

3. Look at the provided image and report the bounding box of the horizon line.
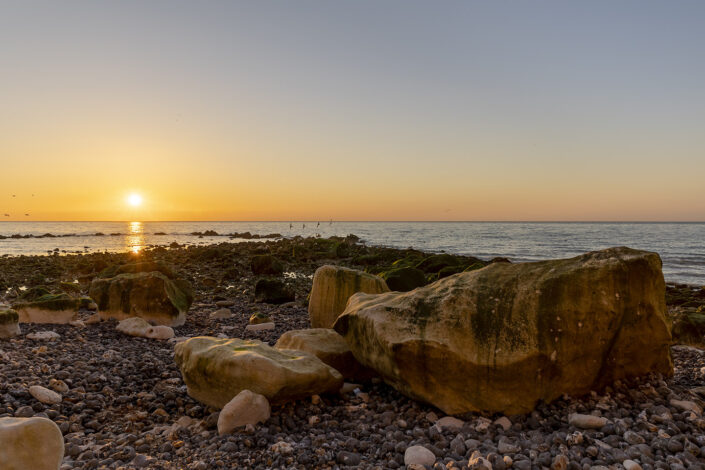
[0,220,704,224]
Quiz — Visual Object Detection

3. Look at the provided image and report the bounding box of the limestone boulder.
[275,328,374,380]
[89,271,193,326]
[12,294,79,324]
[174,337,343,409]
[334,247,673,415]
[0,417,64,470]
[0,309,20,338]
[308,265,389,328]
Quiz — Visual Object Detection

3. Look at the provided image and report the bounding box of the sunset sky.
[1,1,704,221]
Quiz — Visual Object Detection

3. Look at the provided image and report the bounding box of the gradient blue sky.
[1,1,704,221]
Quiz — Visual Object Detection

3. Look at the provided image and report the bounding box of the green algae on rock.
[334,247,673,415]
[12,293,80,324]
[0,309,21,338]
[89,271,193,326]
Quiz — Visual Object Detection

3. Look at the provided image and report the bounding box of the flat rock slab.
[174,337,343,409]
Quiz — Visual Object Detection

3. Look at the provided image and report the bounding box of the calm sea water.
[0,221,703,285]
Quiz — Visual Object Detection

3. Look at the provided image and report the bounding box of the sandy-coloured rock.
[210,308,232,319]
[670,399,702,415]
[0,417,64,470]
[334,247,673,414]
[26,331,61,341]
[436,416,465,431]
[217,390,271,435]
[116,317,175,340]
[245,322,275,332]
[0,309,20,338]
[89,271,193,326]
[275,328,374,380]
[308,265,389,329]
[12,293,79,324]
[404,445,436,467]
[174,337,344,408]
[568,413,608,429]
[29,385,62,405]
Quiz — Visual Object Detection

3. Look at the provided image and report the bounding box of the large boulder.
[334,247,673,415]
[0,417,64,470]
[12,293,79,324]
[174,337,343,408]
[308,265,389,328]
[0,309,20,338]
[89,271,193,326]
[275,328,374,380]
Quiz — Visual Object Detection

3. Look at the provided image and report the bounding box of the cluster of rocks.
[0,237,704,469]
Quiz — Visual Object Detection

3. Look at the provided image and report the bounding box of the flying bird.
[4,214,9,217]
[25,214,29,216]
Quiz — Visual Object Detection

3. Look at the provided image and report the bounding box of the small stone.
[623,460,643,470]
[404,445,436,467]
[568,413,608,429]
[337,451,361,466]
[494,416,512,431]
[340,383,360,394]
[436,416,464,431]
[551,454,569,470]
[623,430,645,445]
[217,390,270,435]
[244,322,275,332]
[210,308,232,319]
[48,379,69,394]
[468,451,493,470]
[497,439,520,454]
[670,399,702,415]
[26,331,60,341]
[270,441,294,455]
[29,385,62,405]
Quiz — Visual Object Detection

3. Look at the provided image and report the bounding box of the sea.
[0,221,703,285]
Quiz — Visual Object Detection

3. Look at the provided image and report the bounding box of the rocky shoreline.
[1,236,704,470]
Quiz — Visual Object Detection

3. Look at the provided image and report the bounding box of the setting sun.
[127,193,143,207]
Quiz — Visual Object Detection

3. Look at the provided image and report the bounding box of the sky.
[1,1,704,221]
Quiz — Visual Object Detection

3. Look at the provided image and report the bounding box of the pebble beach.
[1,237,704,470]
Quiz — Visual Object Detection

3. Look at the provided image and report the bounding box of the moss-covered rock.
[250,255,284,276]
[671,309,705,347]
[0,309,20,338]
[98,261,176,280]
[12,294,80,324]
[380,267,426,292]
[249,312,272,325]
[334,247,673,415]
[89,271,193,326]
[254,278,295,305]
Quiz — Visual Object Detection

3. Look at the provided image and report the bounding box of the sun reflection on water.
[126,221,145,254]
